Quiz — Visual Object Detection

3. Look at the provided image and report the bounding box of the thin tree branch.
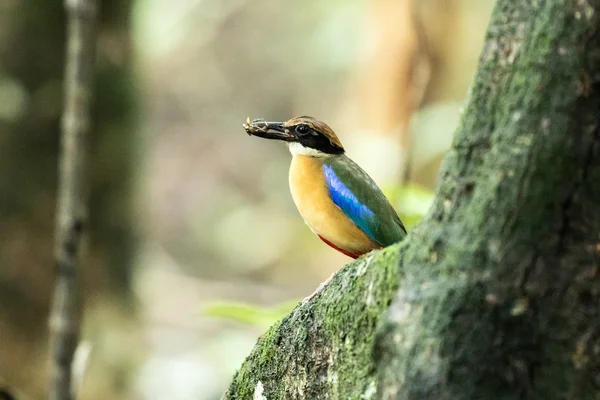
[48,0,97,399]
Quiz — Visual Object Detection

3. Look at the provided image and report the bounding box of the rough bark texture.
[224,0,600,399]
[376,0,600,398]
[226,249,400,399]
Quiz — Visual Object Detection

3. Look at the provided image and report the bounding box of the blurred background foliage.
[0,0,493,398]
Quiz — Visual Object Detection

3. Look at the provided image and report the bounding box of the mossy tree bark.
[224,0,600,399]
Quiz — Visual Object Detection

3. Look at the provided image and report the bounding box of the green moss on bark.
[376,0,600,399]
[225,247,401,399]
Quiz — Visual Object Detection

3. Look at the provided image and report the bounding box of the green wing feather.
[323,155,406,247]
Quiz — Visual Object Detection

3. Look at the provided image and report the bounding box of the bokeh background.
[0,0,493,398]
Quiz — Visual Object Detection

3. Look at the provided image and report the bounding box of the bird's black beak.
[243,117,296,142]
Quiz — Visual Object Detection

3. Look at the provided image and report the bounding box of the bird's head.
[243,116,344,156]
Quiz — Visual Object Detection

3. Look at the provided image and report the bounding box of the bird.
[243,116,407,260]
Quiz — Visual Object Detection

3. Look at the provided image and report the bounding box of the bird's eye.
[295,124,309,135]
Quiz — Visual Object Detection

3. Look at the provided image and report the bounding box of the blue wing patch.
[322,164,377,241]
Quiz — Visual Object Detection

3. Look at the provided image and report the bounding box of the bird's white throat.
[288,142,331,157]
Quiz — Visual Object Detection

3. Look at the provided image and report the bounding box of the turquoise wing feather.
[322,155,406,247]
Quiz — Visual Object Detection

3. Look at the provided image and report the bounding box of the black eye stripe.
[287,118,345,154]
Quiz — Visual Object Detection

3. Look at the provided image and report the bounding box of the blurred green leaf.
[383,184,435,229]
[202,300,299,329]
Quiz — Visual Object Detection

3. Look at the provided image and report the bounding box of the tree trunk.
[0,0,137,397]
[224,0,600,399]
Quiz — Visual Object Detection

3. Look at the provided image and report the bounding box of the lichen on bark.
[376,0,600,398]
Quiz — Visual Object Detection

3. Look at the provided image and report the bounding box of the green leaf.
[382,184,435,229]
[202,300,299,329]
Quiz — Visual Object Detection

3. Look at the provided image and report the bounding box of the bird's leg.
[302,270,336,303]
